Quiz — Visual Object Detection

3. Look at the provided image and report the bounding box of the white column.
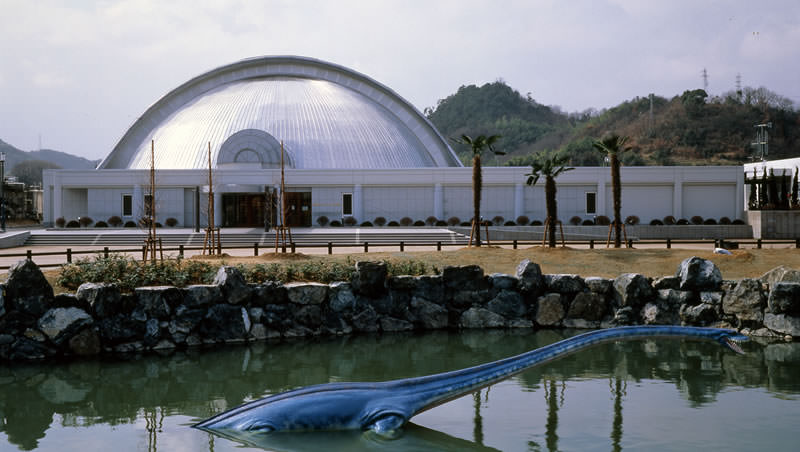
[596,172,606,216]
[133,184,143,220]
[673,171,683,219]
[53,180,62,222]
[353,184,363,221]
[735,169,745,220]
[513,183,524,220]
[434,183,444,220]
[214,191,223,227]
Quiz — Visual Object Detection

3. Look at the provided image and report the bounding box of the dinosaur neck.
[399,326,722,415]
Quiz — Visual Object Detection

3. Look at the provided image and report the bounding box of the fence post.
[142,245,146,261]
[796,238,799,249]
[254,243,259,256]
[364,242,369,253]
[104,246,109,258]
[589,239,594,249]
[282,243,287,253]
[66,248,72,263]
[328,242,333,254]
[627,239,632,248]
[400,241,404,252]
[291,242,296,253]
[26,250,32,261]
[513,239,518,249]
[179,244,184,259]
[757,239,762,249]
[437,241,442,251]
[666,238,671,249]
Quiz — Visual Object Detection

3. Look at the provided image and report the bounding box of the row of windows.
[117,192,597,218]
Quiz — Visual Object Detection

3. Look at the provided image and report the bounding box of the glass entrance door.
[284,192,311,227]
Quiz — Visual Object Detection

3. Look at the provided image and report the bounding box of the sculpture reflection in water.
[194,327,748,437]
[5,328,800,451]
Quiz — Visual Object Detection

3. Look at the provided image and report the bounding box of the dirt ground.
[183,246,798,280]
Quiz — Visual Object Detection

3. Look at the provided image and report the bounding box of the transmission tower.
[701,68,708,91]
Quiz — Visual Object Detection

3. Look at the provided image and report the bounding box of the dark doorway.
[284,192,311,227]
[222,193,272,227]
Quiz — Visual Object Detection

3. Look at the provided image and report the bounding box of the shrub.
[677,218,690,225]
[595,215,611,226]
[360,221,373,227]
[343,216,357,226]
[65,220,80,228]
[719,216,732,225]
[625,215,640,225]
[425,216,438,226]
[165,217,178,227]
[78,216,93,227]
[95,221,109,228]
[650,219,664,225]
[413,220,425,226]
[400,217,413,226]
[138,217,151,228]
[316,215,329,227]
[387,220,400,227]
[447,216,460,226]
[703,218,717,225]
[690,215,704,225]
[124,220,137,228]
[55,217,66,228]
[155,222,163,228]
[108,216,123,227]
[663,215,676,225]
[330,220,342,227]
[504,220,516,226]
[435,220,448,226]
[569,216,582,226]
[531,220,543,226]
[515,215,530,226]
[732,219,746,225]
[491,216,505,226]
[373,216,387,226]
[581,219,595,225]
[460,221,471,226]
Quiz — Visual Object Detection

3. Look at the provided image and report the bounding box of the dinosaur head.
[712,329,749,354]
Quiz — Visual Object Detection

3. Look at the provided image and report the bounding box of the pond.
[1,329,799,452]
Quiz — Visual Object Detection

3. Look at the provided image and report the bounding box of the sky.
[1,0,799,161]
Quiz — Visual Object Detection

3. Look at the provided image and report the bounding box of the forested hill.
[426,82,800,167]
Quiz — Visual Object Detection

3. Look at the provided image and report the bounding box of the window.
[122,194,132,216]
[342,193,353,216]
[585,192,596,215]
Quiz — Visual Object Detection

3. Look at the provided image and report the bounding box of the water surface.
[1,330,799,451]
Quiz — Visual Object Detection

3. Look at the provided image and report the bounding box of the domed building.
[43,56,744,230]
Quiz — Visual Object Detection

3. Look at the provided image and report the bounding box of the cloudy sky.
[1,0,798,161]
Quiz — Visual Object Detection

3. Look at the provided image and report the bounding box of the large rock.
[567,292,608,321]
[676,256,722,291]
[516,259,544,296]
[213,266,251,305]
[657,289,695,308]
[183,285,223,308]
[380,317,414,332]
[329,282,356,312]
[5,259,54,317]
[76,283,122,318]
[459,307,506,329]
[251,281,287,306]
[487,290,527,319]
[37,307,93,346]
[388,275,418,291]
[760,265,800,288]
[352,261,387,297]
[286,282,329,305]
[641,302,678,325]
[98,313,146,344]
[134,286,182,319]
[763,313,800,337]
[768,282,800,315]
[545,274,586,295]
[489,273,518,291]
[443,265,485,291]
[584,277,613,295]
[723,279,765,322]
[413,275,444,304]
[293,305,322,328]
[653,276,680,290]
[68,328,101,356]
[200,305,251,341]
[350,305,379,332]
[679,303,717,326]
[321,310,352,336]
[613,273,654,309]
[535,293,564,326]
[409,297,448,329]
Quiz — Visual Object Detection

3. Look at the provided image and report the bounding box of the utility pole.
[648,93,654,136]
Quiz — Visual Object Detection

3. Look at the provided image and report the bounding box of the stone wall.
[2,257,799,362]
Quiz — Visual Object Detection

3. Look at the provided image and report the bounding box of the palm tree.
[593,134,631,248]
[452,134,503,247]
[526,150,574,248]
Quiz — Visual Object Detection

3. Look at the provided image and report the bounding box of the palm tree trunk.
[611,153,622,248]
[546,175,557,248]
[473,154,482,247]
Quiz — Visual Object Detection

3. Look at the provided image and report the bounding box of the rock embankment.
[1,257,799,362]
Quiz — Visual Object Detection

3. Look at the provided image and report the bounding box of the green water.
[1,330,799,451]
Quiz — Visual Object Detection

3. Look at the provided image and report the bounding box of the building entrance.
[284,192,312,227]
[222,193,273,228]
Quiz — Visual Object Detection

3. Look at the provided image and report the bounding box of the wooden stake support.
[275,141,292,252]
[542,217,565,247]
[606,222,630,248]
[467,218,491,247]
[143,140,162,263]
[203,142,221,255]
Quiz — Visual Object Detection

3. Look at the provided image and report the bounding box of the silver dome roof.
[99,56,461,170]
